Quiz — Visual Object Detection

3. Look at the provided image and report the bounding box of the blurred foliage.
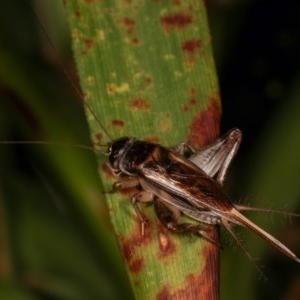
[0,0,300,300]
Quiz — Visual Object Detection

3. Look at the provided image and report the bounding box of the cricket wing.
[140,149,234,213]
[140,178,220,226]
[139,178,206,212]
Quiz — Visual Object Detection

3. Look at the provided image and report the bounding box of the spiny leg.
[131,190,154,235]
[175,128,242,186]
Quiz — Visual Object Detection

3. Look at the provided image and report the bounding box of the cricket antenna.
[1,141,108,155]
[32,6,113,142]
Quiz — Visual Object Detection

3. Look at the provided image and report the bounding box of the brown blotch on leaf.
[189,98,196,105]
[145,77,152,87]
[107,85,115,94]
[85,38,94,49]
[74,10,81,18]
[188,97,221,148]
[123,17,135,26]
[161,13,193,31]
[156,286,172,300]
[190,87,197,95]
[129,98,150,110]
[132,37,139,44]
[111,119,125,127]
[181,98,197,112]
[182,104,188,112]
[129,258,145,273]
[173,0,181,6]
[119,220,152,275]
[123,17,135,35]
[144,136,160,144]
[85,0,97,3]
[95,132,103,141]
[182,39,202,52]
[157,228,219,300]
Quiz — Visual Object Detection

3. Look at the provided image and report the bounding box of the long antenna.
[32,7,113,141]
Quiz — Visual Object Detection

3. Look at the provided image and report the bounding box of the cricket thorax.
[108,137,158,175]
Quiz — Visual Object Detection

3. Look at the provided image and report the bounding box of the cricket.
[107,129,300,266]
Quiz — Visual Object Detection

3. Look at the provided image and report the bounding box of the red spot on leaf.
[182,39,202,52]
[129,258,145,273]
[145,77,152,86]
[188,97,221,148]
[190,87,197,95]
[173,0,181,5]
[85,38,94,49]
[111,119,125,127]
[181,98,197,112]
[182,104,189,112]
[129,98,150,110]
[189,3,194,9]
[189,98,196,105]
[123,17,135,26]
[121,240,134,262]
[123,17,135,34]
[85,0,96,3]
[156,286,172,300]
[161,13,193,31]
[107,85,115,94]
[144,136,160,143]
[132,37,139,44]
[95,132,103,141]
[74,10,81,18]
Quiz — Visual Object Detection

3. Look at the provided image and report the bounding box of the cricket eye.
[108,137,131,168]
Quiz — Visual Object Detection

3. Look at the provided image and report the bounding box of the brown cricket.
[108,128,300,266]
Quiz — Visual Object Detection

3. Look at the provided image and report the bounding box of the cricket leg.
[176,128,242,186]
[113,177,155,235]
[153,199,221,247]
[111,176,140,192]
[131,190,154,235]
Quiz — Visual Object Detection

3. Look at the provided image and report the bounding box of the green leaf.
[65,0,221,299]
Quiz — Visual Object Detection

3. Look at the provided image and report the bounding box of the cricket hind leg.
[175,128,242,186]
[153,199,221,247]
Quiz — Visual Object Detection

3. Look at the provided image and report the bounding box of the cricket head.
[107,137,135,170]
